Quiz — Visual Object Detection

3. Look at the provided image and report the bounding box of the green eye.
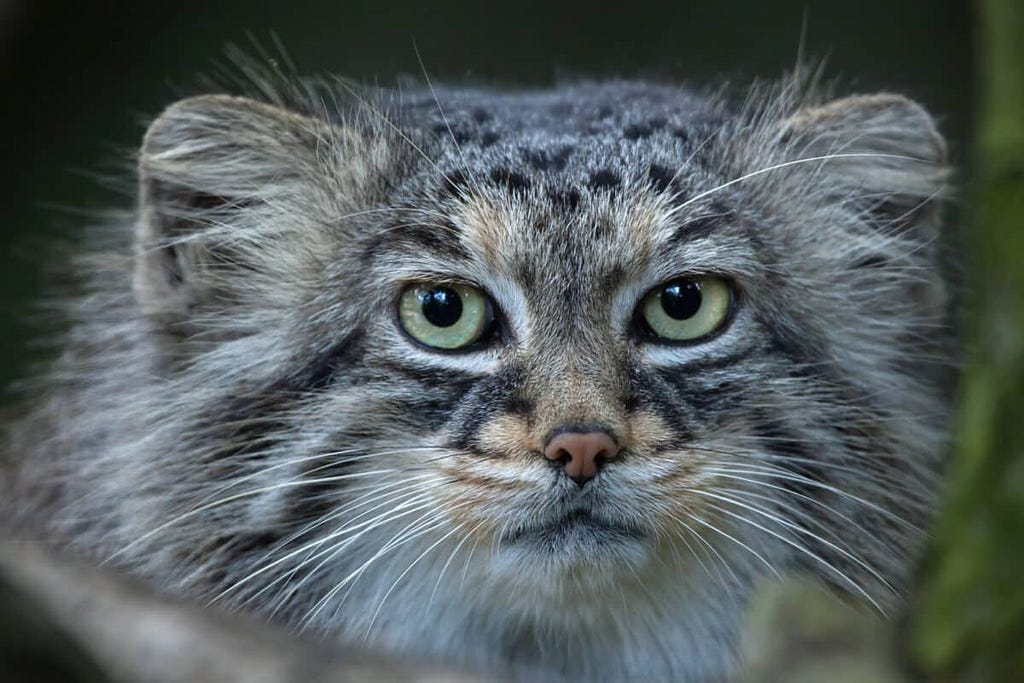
[398,283,493,350]
[639,276,733,342]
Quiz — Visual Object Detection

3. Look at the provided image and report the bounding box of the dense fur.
[3,71,953,681]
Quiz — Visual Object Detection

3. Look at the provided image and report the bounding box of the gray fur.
[3,71,953,681]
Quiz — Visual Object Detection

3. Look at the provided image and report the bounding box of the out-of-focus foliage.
[911,0,1024,678]
[738,580,903,683]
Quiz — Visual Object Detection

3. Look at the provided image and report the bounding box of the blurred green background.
[1,0,1020,679]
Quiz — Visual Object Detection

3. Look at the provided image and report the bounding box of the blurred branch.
[0,539,480,683]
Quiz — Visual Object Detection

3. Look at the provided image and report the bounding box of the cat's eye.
[398,283,494,350]
[638,275,733,342]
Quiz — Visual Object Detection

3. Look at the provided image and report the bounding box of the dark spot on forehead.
[647,164,677,193]
[472,107,493,124]
[588,169,620,190]
[490,168,532,193]
[432,121,473,144]
[440,169,471,199]
[590,216,616,240]
[624,118,665,141]
[480,130,500,147]
[523,145,575,172]
[624,124,653,140]
[548,188,581,210]
[672,128,691,143]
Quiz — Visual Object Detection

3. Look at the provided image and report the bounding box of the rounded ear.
[134,95,324,334]
[775,94,949,231]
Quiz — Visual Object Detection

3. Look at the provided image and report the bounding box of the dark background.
[0,0,972,390]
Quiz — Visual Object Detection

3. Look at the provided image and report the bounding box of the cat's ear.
[774,94,948,229]
[134,95,327,334]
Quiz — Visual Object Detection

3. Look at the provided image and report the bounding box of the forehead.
[375,83,748,283]
[396,81,727,185]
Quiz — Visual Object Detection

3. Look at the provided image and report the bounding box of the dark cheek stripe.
[753,417,827,494]
[627,364,696,442]
[303,329,366,390]
[190,329,368,467]
[371,357,479,392]
[655,370,750,419]
[447,364,527,451]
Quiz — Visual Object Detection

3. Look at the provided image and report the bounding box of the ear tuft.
[775,94,949,228]
[779,94,945,164]
[134,95,323,332]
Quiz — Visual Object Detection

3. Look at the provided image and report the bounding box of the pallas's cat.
[3,73,953,681]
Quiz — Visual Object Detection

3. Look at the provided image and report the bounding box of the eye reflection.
[639,275,733,342]
[398,283,492,350]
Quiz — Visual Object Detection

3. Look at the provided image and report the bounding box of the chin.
[489,510,656,591]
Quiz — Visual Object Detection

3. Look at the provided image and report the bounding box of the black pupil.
[420,287,463,327]
[660,279,702,320]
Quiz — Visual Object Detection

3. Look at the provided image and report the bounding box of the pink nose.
[543,429,621,485]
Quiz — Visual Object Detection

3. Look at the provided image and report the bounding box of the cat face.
[357,172,756,578]
[106,81,952,661]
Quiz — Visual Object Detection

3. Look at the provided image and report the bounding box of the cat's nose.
[543,427,621,486]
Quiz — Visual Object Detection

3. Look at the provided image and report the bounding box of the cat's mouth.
[502,509,646,550]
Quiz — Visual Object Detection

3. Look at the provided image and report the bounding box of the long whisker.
[701,499,884,614]
[192,446,449,508]
[700,488,896,594]
[704,462,920,531]
[428,518,487,608]
[662,152,934,220]
[702,468,902,554]
[265,496,444,618]
[104,468,397,564]
[210,475,439,605]
[266,496,445,620]
[300,506,456,629]
[688,512,780,578]
[363,520,468,638]
[663,511,739,589]
[412,40,489,204]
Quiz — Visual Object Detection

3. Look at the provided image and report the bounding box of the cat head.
[128,79,951,634]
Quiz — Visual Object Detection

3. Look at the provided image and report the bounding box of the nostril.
[542,427,621,485]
